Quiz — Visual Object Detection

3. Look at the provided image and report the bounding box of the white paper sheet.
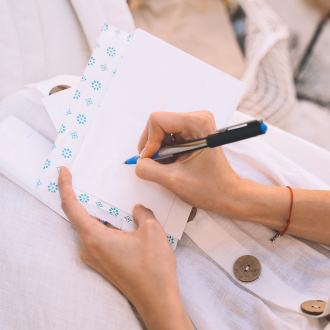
[0,117,66,218]
[37,26,245,241]
[42,87,76,132]
[70,29,245,238]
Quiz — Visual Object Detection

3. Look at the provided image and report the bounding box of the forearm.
[135,111,330,246]
[134,285,193,330]
[223,180,330,246]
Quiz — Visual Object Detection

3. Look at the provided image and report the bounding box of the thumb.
[135,158,175,189]
[132,204,157,227]
[58,166,105,237]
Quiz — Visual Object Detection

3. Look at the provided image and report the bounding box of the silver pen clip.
[217,119,263,133]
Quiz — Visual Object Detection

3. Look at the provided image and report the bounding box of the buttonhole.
[312,305,321,309]
[244,265,251,272]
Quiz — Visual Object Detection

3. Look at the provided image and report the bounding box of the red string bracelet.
[270,186,293,243]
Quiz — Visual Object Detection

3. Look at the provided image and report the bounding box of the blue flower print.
[81,75,86,81]
[79,194,90,203]
[59,124,66,133]
[107,47,116,57]
[36,179,42,187]
[62,148,72,159]
[109,208,119,216]
[77,114,86,125]
[43,159,51,169]
[167,235,175,245]
[102,23,109,31]
[88,56,95,66]
[48,182,58,193]
[73,90,80,99]
[71,132,78,139]
[127,34,133,42]
[96,201,103,208]
[86,98,93,105]
[91,80,101,90]
[124,216,132,222]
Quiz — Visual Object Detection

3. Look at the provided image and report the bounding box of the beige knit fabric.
[129,0,297,125]
[129,0,245,79]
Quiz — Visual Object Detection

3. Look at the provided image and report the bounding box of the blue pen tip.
[260,122,267,134]
[125,155,140,165]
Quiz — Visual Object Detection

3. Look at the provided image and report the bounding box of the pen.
[124,119,267,165]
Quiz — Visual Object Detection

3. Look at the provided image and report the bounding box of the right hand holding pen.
[136,111,330,246]
[135,111,244,218]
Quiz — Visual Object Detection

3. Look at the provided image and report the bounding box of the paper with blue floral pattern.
[37,24,245,249]
[36,25,179,249]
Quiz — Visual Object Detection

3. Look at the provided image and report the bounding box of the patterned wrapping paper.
[36,24,178,249]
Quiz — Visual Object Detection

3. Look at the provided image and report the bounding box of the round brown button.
[49,84,71,95]
[233,255,261,282]
[301,300,326,315]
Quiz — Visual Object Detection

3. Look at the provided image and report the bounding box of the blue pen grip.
[151,151,160,160]
[125,151,160,164]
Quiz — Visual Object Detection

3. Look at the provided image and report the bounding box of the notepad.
[30,25,245,242]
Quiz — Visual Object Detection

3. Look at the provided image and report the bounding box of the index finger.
[138,111,217,158]
[58,166,104,237]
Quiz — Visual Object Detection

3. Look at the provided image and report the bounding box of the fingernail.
[133,204,143,213]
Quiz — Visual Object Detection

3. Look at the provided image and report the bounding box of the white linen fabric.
[1,88,329,329]
[0,89,143,330]
[1,0,329,328]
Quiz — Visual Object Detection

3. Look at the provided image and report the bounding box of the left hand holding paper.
[58,167,193,329]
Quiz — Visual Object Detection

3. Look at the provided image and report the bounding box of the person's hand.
[135,111,330,246]
[58,166,193,329]
[136,111,244,218]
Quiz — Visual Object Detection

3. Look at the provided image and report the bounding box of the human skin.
[58,110,330,328]
[58,167,194,330]
[136,111,330,246]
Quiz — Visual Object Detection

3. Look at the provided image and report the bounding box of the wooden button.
[301,300,326,315]
[49,84,71,95]
[233,255,261,282]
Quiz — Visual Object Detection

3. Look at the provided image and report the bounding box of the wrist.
[228,179,291,227]
[212,174,249,219]
[134,283,193,330]
[223,178,257,220]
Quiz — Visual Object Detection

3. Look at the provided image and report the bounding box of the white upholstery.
[0,0,135,101]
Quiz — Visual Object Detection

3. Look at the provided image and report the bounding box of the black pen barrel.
[206,122,264,148]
